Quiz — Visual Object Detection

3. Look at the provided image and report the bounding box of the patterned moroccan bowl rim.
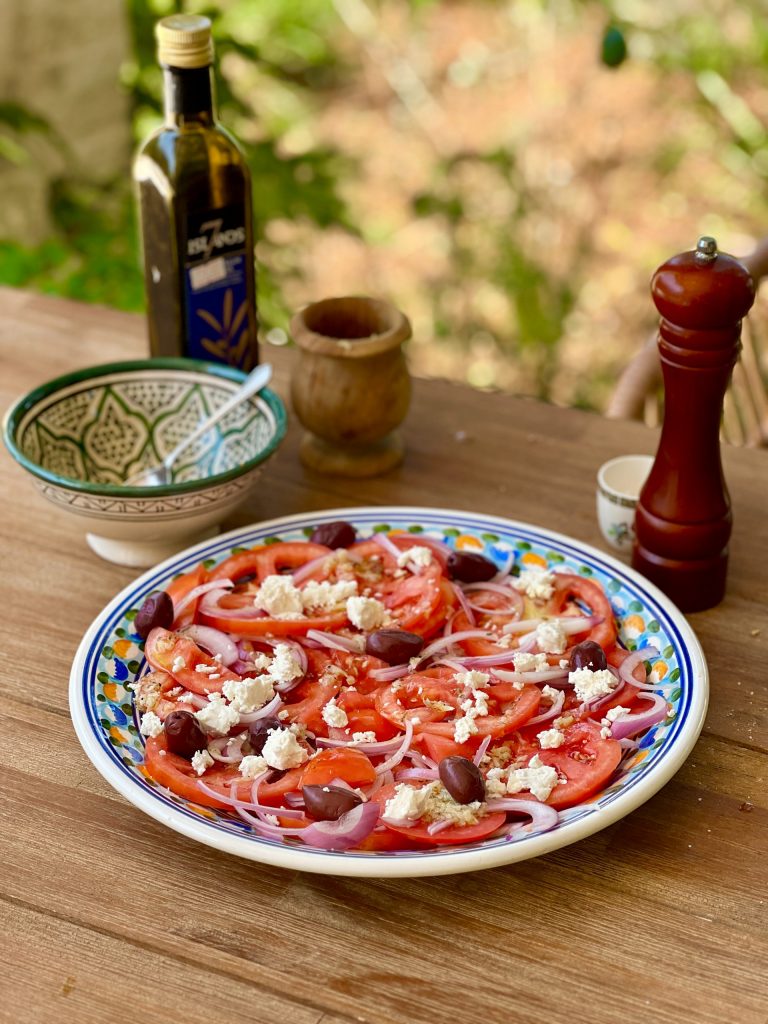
[2,358,287,499]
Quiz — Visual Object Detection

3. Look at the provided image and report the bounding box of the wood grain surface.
[1,287,766,1024]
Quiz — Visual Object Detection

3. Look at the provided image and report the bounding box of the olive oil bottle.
[134,15,258,370]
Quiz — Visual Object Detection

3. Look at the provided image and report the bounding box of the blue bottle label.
[183,204,257,370]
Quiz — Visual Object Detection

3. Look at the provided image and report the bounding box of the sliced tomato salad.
[131,526,669,854]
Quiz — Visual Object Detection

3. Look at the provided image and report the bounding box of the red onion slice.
[485,798,559,834]
[180,625,239,667]
[207,734,246,763]
[174,578,234,619]
[368,663,411,683]
[609,692,669,740]
[418,629,495,663]
[523,687,565,726]
[474,735,492,765]
[450,582,477,627]
[397,767,440,781]
[199,587,268,620]
[500,618,544,635]
[375,718,415,775]
[305,629,362,653]
[491,667,569,684]
[291,551,333,584]
[372,532,402,561]
[617,646,673,690]
[427,819,454,835]
[196,779,304,818]
[316,732,405,755]
[463,581,525,618]
[301,800,381,851]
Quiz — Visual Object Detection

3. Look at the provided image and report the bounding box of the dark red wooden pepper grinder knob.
[632,236,755,612]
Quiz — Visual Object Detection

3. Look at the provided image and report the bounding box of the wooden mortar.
[290,296,412,477]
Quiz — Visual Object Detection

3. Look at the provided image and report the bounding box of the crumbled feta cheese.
[264,813,280,826]
[485,767,508,799]
[537,728,565,749]
[171,655,186,673]
[249,652,272,671]
[513,652,550,672]
[541,684,560,700]
[383,783,431,822]
[261,727,309,770]
[268,642,304,685]
[535,619,567,654]
[321,697,349,729]
[512,568,555,601]
[300,578,358,611]
[253,575,304,619]
[455,669,491,689]
[453,688,489,743]
[238,754,268,779]
[569,667,617,703]
[191,749,214,776]
[139,710,164,738]
[396,545,433,570]
[600,725,612,739]
[221,675,275,713]
[347,595,387,631]
[350,731,377,744]
[506,754,560,801]
[194,693,241,735]
[605,705,630,722]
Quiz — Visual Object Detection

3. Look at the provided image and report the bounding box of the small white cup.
[596,455,654,552]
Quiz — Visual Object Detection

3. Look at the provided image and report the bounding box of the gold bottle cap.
[156,15,214,69]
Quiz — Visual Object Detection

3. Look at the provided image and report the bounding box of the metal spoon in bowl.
[125,363,273,487]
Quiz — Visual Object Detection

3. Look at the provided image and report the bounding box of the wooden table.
[1,287,766,1024]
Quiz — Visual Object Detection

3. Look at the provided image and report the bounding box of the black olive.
[568,640,607,672]
[446,551,497,583]
[365,628,424,665]
[439,755,486,804]
[303,784,363,821]
[164,710,207,759]
[135,591,174,639]
[310,521,357,549]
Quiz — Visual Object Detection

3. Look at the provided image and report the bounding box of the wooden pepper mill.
[290,296,412,477]
[632,236,755,611]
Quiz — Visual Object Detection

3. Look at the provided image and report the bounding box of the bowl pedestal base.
[86,526,220,568]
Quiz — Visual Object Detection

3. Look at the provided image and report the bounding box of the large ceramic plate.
[70,506,708,877]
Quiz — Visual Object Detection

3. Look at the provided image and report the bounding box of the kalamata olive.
[365,628,424,665]
[303,784,363,821]
[248,717,283,754]
[568,640,607,672]
[446,551,497,583]
[164,710,207,759]
[134,591,174,639]
[439,755,486,804]
[310,521,357,549]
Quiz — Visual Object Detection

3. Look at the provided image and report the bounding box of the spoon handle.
[163,363,273,471]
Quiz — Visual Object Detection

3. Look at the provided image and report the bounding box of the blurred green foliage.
[1,0,768,404]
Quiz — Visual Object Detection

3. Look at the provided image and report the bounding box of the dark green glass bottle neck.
[163,65,215,126]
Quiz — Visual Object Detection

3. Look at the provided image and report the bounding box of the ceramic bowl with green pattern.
[3,359,287,567]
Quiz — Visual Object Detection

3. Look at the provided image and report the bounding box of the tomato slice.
[143,734,239,809]
[416,684,542,740]
[165,564,208,629]
[300,748,377,789]
[548,574,618,649]
[375,668,460,728]
[256,766,306,806]
[535,720,622,809]
[418,733,479,764]
[144,628,243,695]
[376,781,506,846]
[209,542,331,584]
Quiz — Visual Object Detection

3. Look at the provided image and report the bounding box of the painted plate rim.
[69,505,708,878]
